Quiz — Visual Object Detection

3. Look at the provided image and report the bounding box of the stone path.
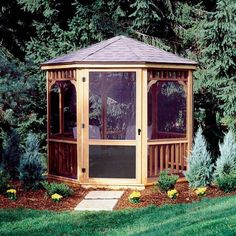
[74,191,124,211]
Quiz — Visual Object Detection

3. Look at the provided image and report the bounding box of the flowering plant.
[167,189,179,199]
[128,191,141,204]
[6,189,17,200]
[195,187,207,197]
[51,193,63,202]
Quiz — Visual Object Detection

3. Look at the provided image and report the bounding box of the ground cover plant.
[41,181,73,198]
[1,195,236,236]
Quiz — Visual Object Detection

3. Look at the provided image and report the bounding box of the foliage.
[167,189,179,199]
[51,193,63,202]
[41,181,73,198]
[1,130,21,179]
[19,133,46,190]
[0,167,10,194]
[214,130,236,192]
[195,187,207,197]
[215,171,236,193]
[214,130,236,179]
[185,127,214,188]
[128,191,141,204]
[6,189,17,201]
[156,171,178,192]
[2,195,236,235]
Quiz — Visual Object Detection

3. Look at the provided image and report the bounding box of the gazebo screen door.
[82,69,142,185]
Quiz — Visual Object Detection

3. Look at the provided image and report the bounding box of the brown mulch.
[1,181,236,211]
[115,182,236,210]
[0,181,89,211]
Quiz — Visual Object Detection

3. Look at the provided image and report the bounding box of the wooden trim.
[48,174,79,186]
[46,71,50,176]
[83,69,89,183]
[48,139,77,144]
[187,70,193,157]
[41,64,197,70]
[88,140,136,146]
[148,139,188,145]
[76,68,82,182]
[136,69,142,184]
[141,69,148,185]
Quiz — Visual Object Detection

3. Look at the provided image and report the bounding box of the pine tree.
[185,127,214,188]
[214,130,236,178]
[198,0,236,131]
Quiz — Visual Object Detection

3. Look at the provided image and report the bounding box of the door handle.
[138,129,141,135]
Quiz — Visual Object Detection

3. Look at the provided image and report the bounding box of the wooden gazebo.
[41,36,197,188]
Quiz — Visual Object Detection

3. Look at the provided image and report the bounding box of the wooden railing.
[48,140,77,179]
[147,140,188,178]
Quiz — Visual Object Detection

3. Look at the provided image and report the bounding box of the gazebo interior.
[42,36,196,188]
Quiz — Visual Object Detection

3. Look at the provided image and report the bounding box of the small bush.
[0,167,9,193]
[185,127,214,188]
[19,133,46,190]
[41,181,73,197]
[215,171,236,192]
[156,171,178,192]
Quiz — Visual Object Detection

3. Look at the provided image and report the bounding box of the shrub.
[215,171,236,192]
[0,167,9,193]
[213,130,236,192]
[19,133,46,190]
[41,181,73,197]
[2,130,21,179]
[214,130,236,179]
[156,171,178,192]
[185,127,214,188]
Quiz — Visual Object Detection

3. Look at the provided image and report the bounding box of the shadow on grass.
[1,195,236,236]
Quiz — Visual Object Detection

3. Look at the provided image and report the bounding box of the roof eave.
[41,61,197,70]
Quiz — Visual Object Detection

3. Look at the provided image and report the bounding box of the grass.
[1,195,236,236]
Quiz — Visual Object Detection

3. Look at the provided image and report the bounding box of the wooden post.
[141,69,148,184]
[187,70,193,158]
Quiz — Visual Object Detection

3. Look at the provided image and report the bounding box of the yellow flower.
[129,191,141,199]
[6,189,16,194]
[195,187,207,196]
[51,193,63,200]
[167,189,179,199]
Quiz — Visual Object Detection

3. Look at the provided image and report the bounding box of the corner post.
[141,69,148,185]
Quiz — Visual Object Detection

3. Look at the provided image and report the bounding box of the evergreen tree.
[19,133,46,190]
[197,0,236,131]
[185,127,214,188]
[214,130,236,178]
[2,130,21,179]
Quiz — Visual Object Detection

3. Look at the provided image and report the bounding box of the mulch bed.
[1,181,236,211]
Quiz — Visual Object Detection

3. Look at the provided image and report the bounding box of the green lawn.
[1,195,236,236]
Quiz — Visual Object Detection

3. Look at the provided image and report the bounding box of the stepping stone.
[85,191,124,200]
[75,190,124,211]
[74,199,118,211]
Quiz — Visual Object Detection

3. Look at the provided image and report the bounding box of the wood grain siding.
[147,141,188,177]
[49,140,77,179]
[48,69,76,81]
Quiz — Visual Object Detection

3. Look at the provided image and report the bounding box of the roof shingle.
[42,36,197,65]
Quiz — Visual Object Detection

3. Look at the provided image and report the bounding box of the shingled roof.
[42,35,197,66]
